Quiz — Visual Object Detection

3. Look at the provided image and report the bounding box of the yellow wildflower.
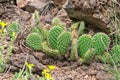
[45,73,53,80]
[12,32,16,37]
[0,20,8,28]
[48,65,56,71]
[25,62,34,70]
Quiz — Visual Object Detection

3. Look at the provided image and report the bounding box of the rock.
[24,0,55,13]
[51,0,67,8]
[7,53,45,73]
[63,0,117,34]
[56,9,72,28]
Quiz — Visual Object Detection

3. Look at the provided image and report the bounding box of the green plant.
[31,27,41,34]
[42,65,56,80]
[26,33,42,51]
[11,62,34,80]
[41,27,48,41]
[78,21,85,36]
[47,26,64,49]
[57,31,71,55]
[70,38,78,60]
[78,34,93,57]
[52,17,64,28]
[78,48,95,65]
[93,33,110,54]
[70,22,79,31]
[7,22,20,38]
[41,42,60,57]
[97,52,112,64]
[110,45,120,64]
[0,53,6,72]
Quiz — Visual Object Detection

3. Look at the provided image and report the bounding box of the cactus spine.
[93,33,110,54]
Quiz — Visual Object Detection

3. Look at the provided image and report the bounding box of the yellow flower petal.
[0,20,8,28]
[48,65,56,71]
[12,32,16,36]
[45,73,52,79]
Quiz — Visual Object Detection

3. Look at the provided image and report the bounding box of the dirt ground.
[0,0,119,80]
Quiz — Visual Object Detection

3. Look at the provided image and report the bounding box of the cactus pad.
[78,49,95,65]
[48,26,64,49]
[70,38,78,60]
[7,22,20,38]
[57,31,71,55]
[78,21,85,36]
[93,33,110,54]
[41,27,48,41]
[41,42,60,57]
[31,27,41,34]
[78,34,93,57]
[110,45,120,63]
[97,52,112,64]
[71,22,79,31]
[26,33,42,51]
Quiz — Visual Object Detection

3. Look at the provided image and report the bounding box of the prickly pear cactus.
[52,17,65,28]
[26,33,42,51]
[7,22,20,38]
[78,49,95,65]
[57,31,71,55]
[78,34,93,57]
[78,21,85,36]
[70,38,78,60]
[41,27,48,41]
[71,22,79,31]
[41,42,60,57]
[31,27,41,34]
[48,26,64,49]
[97,52,112,64]
[93,33,110,54]
[110,45,120,63]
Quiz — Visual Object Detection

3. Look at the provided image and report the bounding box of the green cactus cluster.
[25,15,118,65]
[77,32,111,64]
